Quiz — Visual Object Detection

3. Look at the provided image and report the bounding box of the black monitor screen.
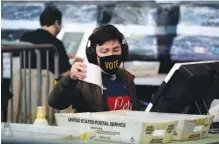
[148,61,219,114]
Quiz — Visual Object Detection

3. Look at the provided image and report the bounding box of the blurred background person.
[20,6,71,76]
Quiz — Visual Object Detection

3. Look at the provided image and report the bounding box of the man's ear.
[55,20,61,26]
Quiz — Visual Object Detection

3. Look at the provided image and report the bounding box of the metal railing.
[1,42,60,124]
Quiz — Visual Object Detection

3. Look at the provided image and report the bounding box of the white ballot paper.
[83,61,102,88]
[209,104,219,122]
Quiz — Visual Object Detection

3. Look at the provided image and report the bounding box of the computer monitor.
[61,32,84,59]
[146,60,219,115]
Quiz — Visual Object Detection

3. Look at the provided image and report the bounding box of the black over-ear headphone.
[86,25,129,65]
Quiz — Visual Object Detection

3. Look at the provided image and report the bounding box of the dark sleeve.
[20,33,28,41]
[54,41,71,74]
[20,32,34,43]
[14,33,30,57]
[48,75,78,110]
[1,79,13,110]
[131,80,141,111]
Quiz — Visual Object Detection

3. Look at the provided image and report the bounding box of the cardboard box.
[55,112,177,144]
[99,110,214,141]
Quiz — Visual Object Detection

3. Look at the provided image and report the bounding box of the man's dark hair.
[86,24,128,64]
[40,6,62,27]
[89,24,124,48]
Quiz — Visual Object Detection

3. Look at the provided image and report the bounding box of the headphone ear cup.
[121,35,129,61]
[86,46,98,64]
[121,43,129,61]
[86,46,92,62]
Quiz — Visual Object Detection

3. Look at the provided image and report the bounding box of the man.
[20,6,71,75]
[49,25,140,112]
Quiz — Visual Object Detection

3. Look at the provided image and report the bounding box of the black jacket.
[20,29,71,74]
[49,69,140,112]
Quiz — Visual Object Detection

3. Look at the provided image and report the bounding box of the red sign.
[107,96,132,110]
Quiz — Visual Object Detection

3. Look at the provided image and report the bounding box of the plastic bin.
[1,122,96,141]
[100,110,214,141]
[55,112,177,144]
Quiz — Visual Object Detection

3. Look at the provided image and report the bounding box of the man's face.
[55,20,62,36]
[96,39,122,65]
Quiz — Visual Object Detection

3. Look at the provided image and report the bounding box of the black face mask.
[99,55,122,75]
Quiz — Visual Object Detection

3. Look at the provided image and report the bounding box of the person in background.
[49,24,140,112]
[20,6,71,76]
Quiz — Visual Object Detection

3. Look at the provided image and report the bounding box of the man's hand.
[69,58,87,80]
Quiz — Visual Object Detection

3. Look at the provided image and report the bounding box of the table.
[91,134,219,144]
[2,133,219,144]
[3,122,219,144]
[171,134,219,144]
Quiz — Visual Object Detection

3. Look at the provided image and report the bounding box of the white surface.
[209,104,219,122]
[33,119,49,126]
[210,99,219,109]
[155,0,219,3]
[145,103,153,112]
[3,53,11,78]
[124,25,176,35]
[83,61,102,88]
[124,61,160,77]
[134,74,166,86]
[1,20,40,30]
[1,122,92,139]
[177,25,219,36]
